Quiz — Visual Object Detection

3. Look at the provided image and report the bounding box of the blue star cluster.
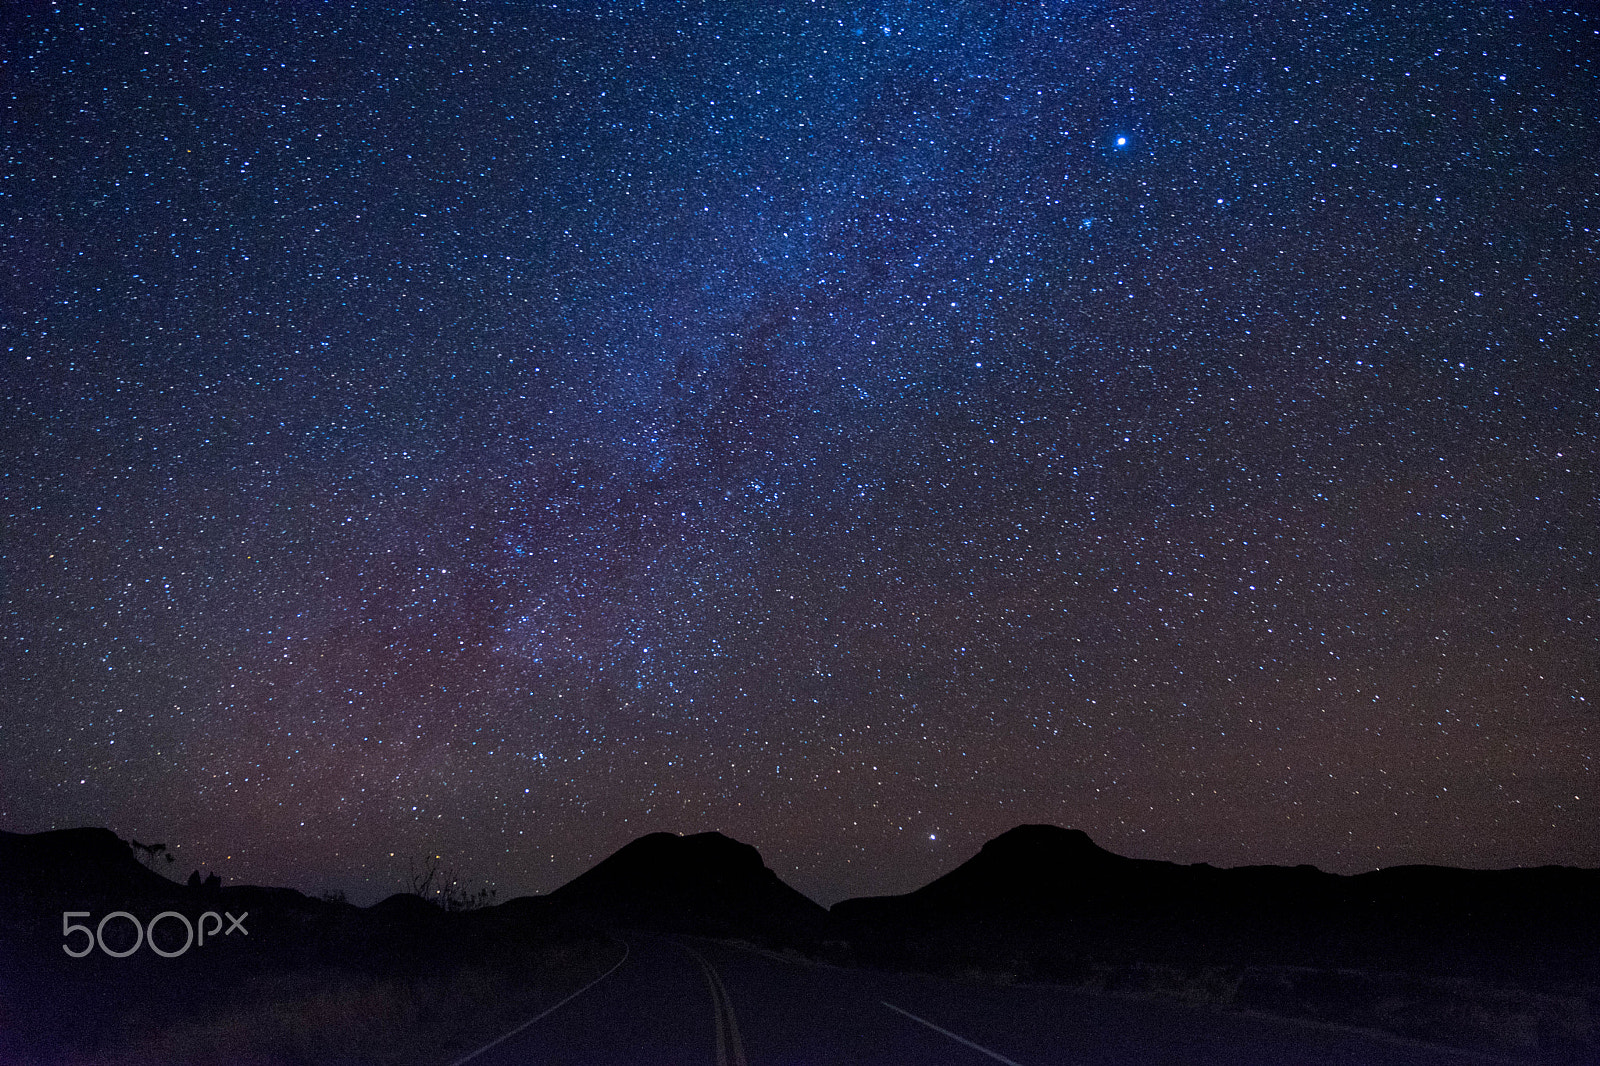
[2,1,1595,904]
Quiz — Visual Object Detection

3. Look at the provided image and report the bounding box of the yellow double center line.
[678,941,747,1066]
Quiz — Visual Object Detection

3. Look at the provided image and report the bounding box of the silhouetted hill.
[897,824,1156,905]
[0,826,181,906]
[543,830,827,947]
[370,891,452,921]
[829,825,1600,990]
[0,826,161,881]
[0,825,829,959]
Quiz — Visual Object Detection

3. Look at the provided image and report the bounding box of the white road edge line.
[882,1000,1026,1066]
[446,940,631,1066]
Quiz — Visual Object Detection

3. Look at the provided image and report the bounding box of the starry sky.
[1,0,1596,907]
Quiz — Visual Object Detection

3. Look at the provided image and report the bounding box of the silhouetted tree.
[130,839,176,878]
[406,854,497,911]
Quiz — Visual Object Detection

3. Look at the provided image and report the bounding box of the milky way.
[2,1,1595,904]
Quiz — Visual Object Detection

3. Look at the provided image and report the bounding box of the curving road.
[453,935,1518,1066]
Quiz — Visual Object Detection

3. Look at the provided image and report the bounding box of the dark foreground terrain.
[0,828,623,1065]
[1,825,1595,1064]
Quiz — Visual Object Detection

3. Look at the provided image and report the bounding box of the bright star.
[1116,136,1127,146]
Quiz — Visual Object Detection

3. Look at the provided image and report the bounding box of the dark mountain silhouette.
[0,826,177,901]
[6,822,1596,985]
[0,825,830,951]
[542,830,828,947]
[828,824,1600,990]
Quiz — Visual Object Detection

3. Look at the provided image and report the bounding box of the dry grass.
[1068,962,1596,1061]
[85,938,621,1066]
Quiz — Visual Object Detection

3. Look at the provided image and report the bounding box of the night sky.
[2,1,1596,907]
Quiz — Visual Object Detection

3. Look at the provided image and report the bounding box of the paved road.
[457,935,1517,1066]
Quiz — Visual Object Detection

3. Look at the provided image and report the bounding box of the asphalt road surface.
[455,935,1517,1066]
